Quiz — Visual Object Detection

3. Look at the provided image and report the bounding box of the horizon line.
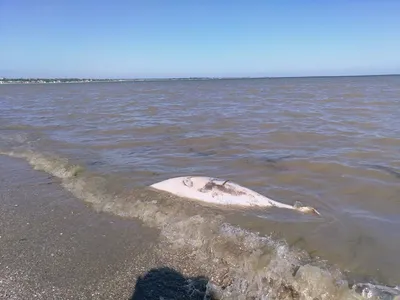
[1,73,399,81]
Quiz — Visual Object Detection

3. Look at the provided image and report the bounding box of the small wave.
[363,164,400,179]
[0,132,29,145]
[1,150,398,299]
[2,124,35,131]
[3,151,84,178]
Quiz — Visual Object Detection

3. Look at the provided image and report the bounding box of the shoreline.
[1,73,399,85]
[0,155,213,299]
[2,154,399,299]
[0,80,128,85]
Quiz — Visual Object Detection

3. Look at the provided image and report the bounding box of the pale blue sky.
[1,0,400,78]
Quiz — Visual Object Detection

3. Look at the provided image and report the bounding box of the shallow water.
[1,76,400,299]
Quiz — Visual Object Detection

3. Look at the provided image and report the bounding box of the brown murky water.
[1,76,400,299]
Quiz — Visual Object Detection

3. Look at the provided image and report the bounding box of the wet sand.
[0,155,166,299]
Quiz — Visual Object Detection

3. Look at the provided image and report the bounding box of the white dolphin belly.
[150,176,320,215]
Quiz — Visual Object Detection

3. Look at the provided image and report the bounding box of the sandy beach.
[0,155,213,299]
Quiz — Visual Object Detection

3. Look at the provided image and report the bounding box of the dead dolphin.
[150,176,320,215]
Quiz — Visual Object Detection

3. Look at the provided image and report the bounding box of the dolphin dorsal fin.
[293,201,304,208]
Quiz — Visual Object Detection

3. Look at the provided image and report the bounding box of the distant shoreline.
[1,74,399,85]
[0,78,128,85]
